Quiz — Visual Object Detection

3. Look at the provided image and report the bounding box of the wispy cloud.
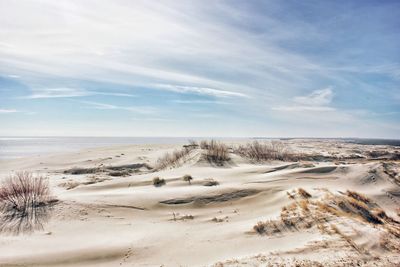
[80,100,157,115]
[23,88,136,99]
[154,84,248,98]
[271,106,335,112]
[272,87,335,112]
[0,108,19,113]
[172,99,229,105]
[293,88,333,106]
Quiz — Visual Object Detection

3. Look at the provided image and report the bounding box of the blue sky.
[0,0,399,137]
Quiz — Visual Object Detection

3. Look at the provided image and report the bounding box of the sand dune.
[0,139,399,266]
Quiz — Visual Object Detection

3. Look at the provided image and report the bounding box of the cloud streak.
[23,88,136,99]
[272,88,335,112]
[0,109,19,113]
[80,100,158,115]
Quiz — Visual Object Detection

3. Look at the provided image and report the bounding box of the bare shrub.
[152,177,166,187]
[235,140,298,161]
[203,140,230,163]
[0,172,53,214]
[182,174,193,185]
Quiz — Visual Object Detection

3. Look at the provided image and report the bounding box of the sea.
[1,136,399,160]
[0,137,196,160]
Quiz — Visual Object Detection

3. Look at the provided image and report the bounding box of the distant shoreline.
[1,136,399,160]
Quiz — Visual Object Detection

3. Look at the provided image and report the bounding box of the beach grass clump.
[298,188,312,199]
[155,147,194,170]
[202,140,230,163]
[345,190,370,204]
[235,140,298,162]
[203,179,219,186]
[152,177,166,187]
[182,174,193,185]
[0,172,53,214]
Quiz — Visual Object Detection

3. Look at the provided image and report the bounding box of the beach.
[0,139,399,266]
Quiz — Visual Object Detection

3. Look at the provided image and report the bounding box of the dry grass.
[298,188,312,199]
[182,174,193,185]
[252,188,400,260]
[346,190,370,204]
[0,172,53,214]
[299,199,310,212]
[59,180,81,190]
[253,221,266,234]
[108,170,130,177]
[202,140,230,163]
[254,188,399,237]
[172,212,194,221]
[155,147,194,170]
[199,140,209,149]
[203,179,219,186]
[84,176,110,185]
[64,167,100,175]
[346,197,382,224]
[152,177,166,187]
[211,217,227,223]
[235,140,298,161]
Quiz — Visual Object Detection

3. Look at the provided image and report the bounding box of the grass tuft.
[182,174,193,185]
[298,188,312,199]
[152,177,166,187]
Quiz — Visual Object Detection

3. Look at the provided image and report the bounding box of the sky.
[0,0,399,138]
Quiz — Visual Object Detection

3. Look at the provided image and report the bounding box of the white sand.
[0,140,399,266]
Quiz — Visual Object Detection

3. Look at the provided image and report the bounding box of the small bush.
[0,172,53,214]
[152,177,166,187]
[182,174,193,185]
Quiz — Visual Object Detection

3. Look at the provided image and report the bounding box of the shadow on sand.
[0,202,56,235]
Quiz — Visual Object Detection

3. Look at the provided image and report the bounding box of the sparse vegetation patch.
[182,174,193,185]
[235,140,299,161]
[152,177,166,187]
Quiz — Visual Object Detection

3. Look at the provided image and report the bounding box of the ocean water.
[0,137,194,160]
[1,136,398,160]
